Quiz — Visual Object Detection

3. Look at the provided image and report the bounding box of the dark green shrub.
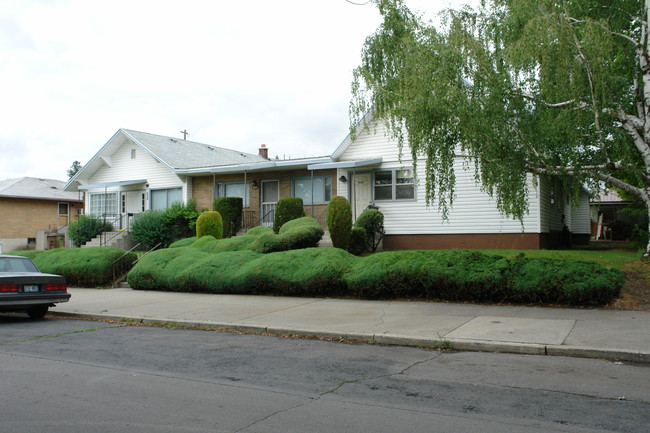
[253,217,323,253]
[213,197,243,238]
[507,257,625,305]
[162,200,200,240]
[348,227,367,255]
[273,197,305,233]
[354,209,385,252]
[29,247,136,287]
[196,211,223,239]
[67,215,114,247]
[326,196,352,250]
[130,210,174,250]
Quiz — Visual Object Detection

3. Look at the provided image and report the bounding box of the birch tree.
[351,0,650,252]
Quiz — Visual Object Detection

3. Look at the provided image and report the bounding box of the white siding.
[571,190,591,235]
[80,140,184,213]
[338,125,543,235]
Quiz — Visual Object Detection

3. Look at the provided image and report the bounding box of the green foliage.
[169,237,197,248]
[162,200,199,239]
[130,210,174,250]
[213,197,243,238]
[67,215,114,247]
[196,211,223,239]
[273,197,305,233]
[352,0,647,228]
[348,227,368,255]
[128,245,623,305]
[28,247,136,287]
[253,217,323,253]
[354,209,385,252]
[326,196,353,250]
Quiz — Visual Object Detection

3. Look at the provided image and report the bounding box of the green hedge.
[274,197,305,233]
[196,211,223,239]
[213,197,243,238]
[327,196,352,250]
[12,247,137,287]
[127,247,624,305]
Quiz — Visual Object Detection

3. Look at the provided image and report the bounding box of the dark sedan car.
[0,255,71,319]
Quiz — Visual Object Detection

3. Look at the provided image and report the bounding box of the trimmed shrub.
[326,196,352,250]
[354,209,385,252]
[169,237,197,248]
[196,211,223,239]
[67,215,114,247]
[348,227,367,256]
[130,210,174,250]
[213,197,243,238]
[273,197,305,233]
[162,200,200,240]
[27,247,136,287]
[253,217,323,253]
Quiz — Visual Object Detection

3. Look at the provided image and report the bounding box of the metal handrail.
[132,243,162,265]
[111,243,141,266]
[255,209,275,228]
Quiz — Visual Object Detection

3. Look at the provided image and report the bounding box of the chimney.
[259,144,269,159]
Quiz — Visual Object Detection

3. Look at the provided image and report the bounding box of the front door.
[261,180,279,227]
[121,191,145,229]
[352,173,372,220]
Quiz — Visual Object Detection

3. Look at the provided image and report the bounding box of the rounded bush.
[196,211,223,239]
[354,209,385,252]
[273,197,305,233]
[326,196,352,250]
[130,210,173,250]
[67,215,114,247]
[213,197,243,238]
[348,227,367,255]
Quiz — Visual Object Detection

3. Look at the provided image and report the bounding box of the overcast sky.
[0,0,478,182]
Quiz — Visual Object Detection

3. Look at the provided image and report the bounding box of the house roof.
[65,129,270,191]
[0,177,83,202]
[121,129,268,170]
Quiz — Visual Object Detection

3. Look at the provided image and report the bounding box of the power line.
[346,0,371,5]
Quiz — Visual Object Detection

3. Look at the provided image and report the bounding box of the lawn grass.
[475,248,639,270]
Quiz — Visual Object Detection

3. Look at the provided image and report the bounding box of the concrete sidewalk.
[53,288,650,363]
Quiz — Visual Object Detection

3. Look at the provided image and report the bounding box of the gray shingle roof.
[0,177,83,202]
[122,129,268,170]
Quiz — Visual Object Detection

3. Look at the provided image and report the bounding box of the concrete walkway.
[53,288,650,363]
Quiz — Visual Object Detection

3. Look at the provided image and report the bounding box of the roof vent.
[170,138,177,143]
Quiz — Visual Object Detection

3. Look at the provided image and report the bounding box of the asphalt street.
[1,315,649,433]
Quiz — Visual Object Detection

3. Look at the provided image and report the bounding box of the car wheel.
[27,305,49,319]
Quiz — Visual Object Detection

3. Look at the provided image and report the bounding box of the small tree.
[354,209,385,253]
[130,210,174,250]
[67,215,113,247]
[196,211,223,239]
[273,197,305,233]
[213,197,243,238]
[67,160,82,179]
[326,196,352,250]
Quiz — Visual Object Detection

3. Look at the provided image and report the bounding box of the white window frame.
[215,181,249,207]
[150,187,183,210]
[291,175,332,205]
[373,168,416,201]
[89,193,118,216]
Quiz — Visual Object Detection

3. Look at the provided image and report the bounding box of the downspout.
[212,173,216,209]
[311,170,314,218]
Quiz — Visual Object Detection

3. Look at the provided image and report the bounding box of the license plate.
[23,285,39,293]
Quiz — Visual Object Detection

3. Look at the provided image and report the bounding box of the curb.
[50,311,650,364]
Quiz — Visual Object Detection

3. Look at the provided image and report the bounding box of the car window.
[0,257,39,273]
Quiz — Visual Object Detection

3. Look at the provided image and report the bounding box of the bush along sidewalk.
[10,247,137,287]
[128,246,624,306]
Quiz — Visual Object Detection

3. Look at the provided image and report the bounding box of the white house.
[307,119,591,250]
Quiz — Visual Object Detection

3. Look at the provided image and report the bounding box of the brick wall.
[0,198,81,238]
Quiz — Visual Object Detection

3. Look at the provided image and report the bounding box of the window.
[131,149,136,159]
[150,188,182,210]
[292,176,332,204]
[89,193,117,216]
[373,169,415,201]
[215,181,249,207]
[58,203,69,216]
